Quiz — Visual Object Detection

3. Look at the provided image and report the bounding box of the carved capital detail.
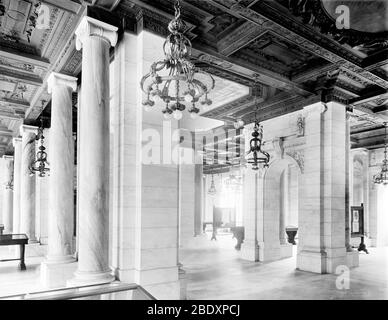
[75,16,118,50]
[286,150,305,173]
[47,72,78,94]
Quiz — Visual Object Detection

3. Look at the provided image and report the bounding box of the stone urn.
[286,226,298,245]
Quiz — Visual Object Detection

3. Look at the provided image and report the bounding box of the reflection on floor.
[0,233,387,299]
[180,233,388,300]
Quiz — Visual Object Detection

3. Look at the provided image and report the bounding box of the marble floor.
[0,235,387,300]
[180,233,388,300]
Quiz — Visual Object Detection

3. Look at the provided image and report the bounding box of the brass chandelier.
[373,122,388,185]
[140,0,215,120]
[246,86,270,171]
[29,119,50,178]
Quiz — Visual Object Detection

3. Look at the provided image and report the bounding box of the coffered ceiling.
[0,0,387,158]
[0,0,83,154]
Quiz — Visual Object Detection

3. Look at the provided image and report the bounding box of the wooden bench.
[0,234,28,270]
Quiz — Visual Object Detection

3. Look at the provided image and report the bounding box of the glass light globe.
[190,112,199,119]
[185,94,194,103]
[164,112,172,120]
[173,110,183,120]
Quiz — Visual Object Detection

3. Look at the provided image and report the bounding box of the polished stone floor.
[180,233,388,300]
[0,234,387,299]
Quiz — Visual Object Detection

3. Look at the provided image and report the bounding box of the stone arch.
[261,155,302,261]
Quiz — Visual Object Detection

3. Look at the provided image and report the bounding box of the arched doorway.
[262,156,302,261]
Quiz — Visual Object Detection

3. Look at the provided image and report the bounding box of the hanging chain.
[384,122,388,158]
[174,0,181,19]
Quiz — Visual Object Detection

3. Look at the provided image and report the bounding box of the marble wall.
[110,31,180,299]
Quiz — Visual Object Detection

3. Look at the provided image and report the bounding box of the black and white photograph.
[0,0,387,311]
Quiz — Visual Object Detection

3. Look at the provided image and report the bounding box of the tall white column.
[69,16,118,285]
[279,168,287,245]
[20,125,38,243]
[2,156,14,233]
[12,138,22,233]
[46,72,77,263]
[297,102,358,274]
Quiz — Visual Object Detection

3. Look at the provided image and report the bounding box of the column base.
[346,250,359,268]
[67,270,115,287]
[297,248,348,274]
[178,266,187,300]
[40,260,78,289]
[241,241,259,262]
[46,255,76,264]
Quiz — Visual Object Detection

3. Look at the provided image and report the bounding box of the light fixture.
[373,122,388,185]
[208,174,217,196]
[140,0,215,120]
[234,119,245,130]
[246,83,270,171]
[29,118,50,178]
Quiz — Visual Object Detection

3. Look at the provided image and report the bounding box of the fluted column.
[20,125,38,243]
[70,16,118,285]
[12,138,22,233]
[2,156,14,233]
[46,72,77,263]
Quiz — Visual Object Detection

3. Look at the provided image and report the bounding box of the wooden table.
[0,234,28,270]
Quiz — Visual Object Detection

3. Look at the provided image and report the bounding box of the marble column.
[194,154,203,237]
[20,125,38,243]
[345,115,352,252]
[2,156,14,233]
[12,138,22,233]
[69,16,118,285]
[46,72,77,263]
[297,102,358,274]
[279,168,287,245]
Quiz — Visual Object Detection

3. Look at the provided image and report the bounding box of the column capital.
[20,125,38,136]
[47,72,78,94]
[12,137,22,147]
[303,102,327,115]
[75,16,118,51]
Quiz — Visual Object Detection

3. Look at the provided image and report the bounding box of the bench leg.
[19,244,26,271]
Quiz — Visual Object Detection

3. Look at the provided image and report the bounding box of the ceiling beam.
[0,128,13,136]
[41,0,84,14]
[217,21,264,56]
[0,47,50,69]
[0,67,43,86]
[352,139,386,150]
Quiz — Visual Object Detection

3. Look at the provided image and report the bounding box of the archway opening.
[263,157,302,261]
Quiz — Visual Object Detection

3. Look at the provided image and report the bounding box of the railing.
[0,282,156,300]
